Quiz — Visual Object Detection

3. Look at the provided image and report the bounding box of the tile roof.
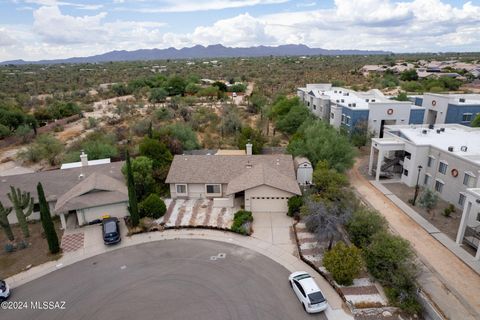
[54,172,128,212]
[0,162,125,208]
[165,154,300,194]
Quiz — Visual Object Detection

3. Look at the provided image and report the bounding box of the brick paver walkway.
[61,232,85,253]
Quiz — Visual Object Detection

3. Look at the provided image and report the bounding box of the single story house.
[165,148,302,213]
[0,159,128,229]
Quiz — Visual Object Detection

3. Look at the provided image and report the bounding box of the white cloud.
[2,0,480,61]
[119,0,289,13]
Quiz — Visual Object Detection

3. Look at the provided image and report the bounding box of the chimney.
[246,141,253,156]
[80,151,88,166]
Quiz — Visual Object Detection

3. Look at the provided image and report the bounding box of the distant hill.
[1,44,390,65]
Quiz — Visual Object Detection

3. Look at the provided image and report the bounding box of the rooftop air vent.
[428,124,434,130]
[352,103,356,107]
[348,103,352,107]
[436,129,441,134]
[459,98,466,103]
[334,90,337,93]
[366,99,369,102]
[448,146,454,152]
[461,146,468,152]
[440,128,445,132]
[422,129,427,134]
[371,99,376,102]
[341,99,344,103]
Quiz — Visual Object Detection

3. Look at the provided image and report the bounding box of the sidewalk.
[349,159,480,320]
[371,180,480,274]
[6,228,352,320]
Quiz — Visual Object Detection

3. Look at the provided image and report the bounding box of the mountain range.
[1,44,390,65]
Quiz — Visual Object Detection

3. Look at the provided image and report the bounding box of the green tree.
[393,92,409,101]
[363,232,413,283]
[400,69,418,81]
[221,106,242,136]
[139,137,173,169]
[312,160,349,202]
[7,186,34,238]
[167,76,186,96]
[213,81,228,92]
[15,124,32,143]
[471,114,480,127]
[276,104,311,134]
[125,150,140,227]
[236,126,265,154]
[157,123,200,151]
[122,156,156,201]
[346,208,387,248]
[185,83,200,95]
[323,242,363,286]
[0,202,14,241]
[287,120,356,173]
[38,134,64,165]
[139,194,166,219]
[418,188,438,219]
[149,87,168,103]
[37,182,60,254]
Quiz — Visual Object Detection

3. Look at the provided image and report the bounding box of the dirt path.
[348,158,480,319]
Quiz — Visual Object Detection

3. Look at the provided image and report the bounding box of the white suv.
[0,280,10,302]
[289,271,328,313]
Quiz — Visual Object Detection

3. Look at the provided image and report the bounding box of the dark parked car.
[102,217,121,245]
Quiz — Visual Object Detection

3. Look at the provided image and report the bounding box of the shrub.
[323,242,363,286]
[287,196,303,217]
[4,243,15,253]
[231,210,253,235]
[442,203,455,217]
[363,232,413,283]
[346,208,387,248]
[0,124,11,138]
[16,240,28,250]
[155,107,172,121]
[139,194,166,219]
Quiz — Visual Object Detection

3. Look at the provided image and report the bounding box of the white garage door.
[250,196,289,213]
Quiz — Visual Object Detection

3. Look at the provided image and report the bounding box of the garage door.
[250,196,289,213]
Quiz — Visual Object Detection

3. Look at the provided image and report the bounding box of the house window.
[403,169,409,176]
[462,113,473,122]
[434,180,444,193]
[427,156,435,167]
[330,112,334,119]
[463,173,475,188]
[205,184,221,195]
[313,105,317,110]
[424,174,430,185]
[458,193,466,207]
[438,161,448,174]
[341,114,345,123]
[176,184,187,195]
[477,212,480,222]
[404,152,411,160]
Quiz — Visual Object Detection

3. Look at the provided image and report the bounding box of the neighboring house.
[368,124,480,210]
[297,83,425,137]
[165,145,301,213]
[0,158,128,229]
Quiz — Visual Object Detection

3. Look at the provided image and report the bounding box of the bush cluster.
[323,242,363,286]
[139,194,166,219]
[231,210,253,235]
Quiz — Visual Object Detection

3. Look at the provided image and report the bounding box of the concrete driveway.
[3,240,327,320]
[252,212,296,255]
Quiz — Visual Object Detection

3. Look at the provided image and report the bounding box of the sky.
[0,0,479,61]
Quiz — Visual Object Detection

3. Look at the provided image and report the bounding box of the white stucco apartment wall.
[368,102,411,135]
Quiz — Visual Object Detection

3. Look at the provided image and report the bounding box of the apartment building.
[410,93,480,126]
[368,124,480,209]
[297,84,424,137]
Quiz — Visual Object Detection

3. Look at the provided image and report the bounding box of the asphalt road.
[2,240,327,320]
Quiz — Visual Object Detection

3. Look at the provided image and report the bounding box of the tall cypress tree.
[37,182,60,254]
[126,150,140,227]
